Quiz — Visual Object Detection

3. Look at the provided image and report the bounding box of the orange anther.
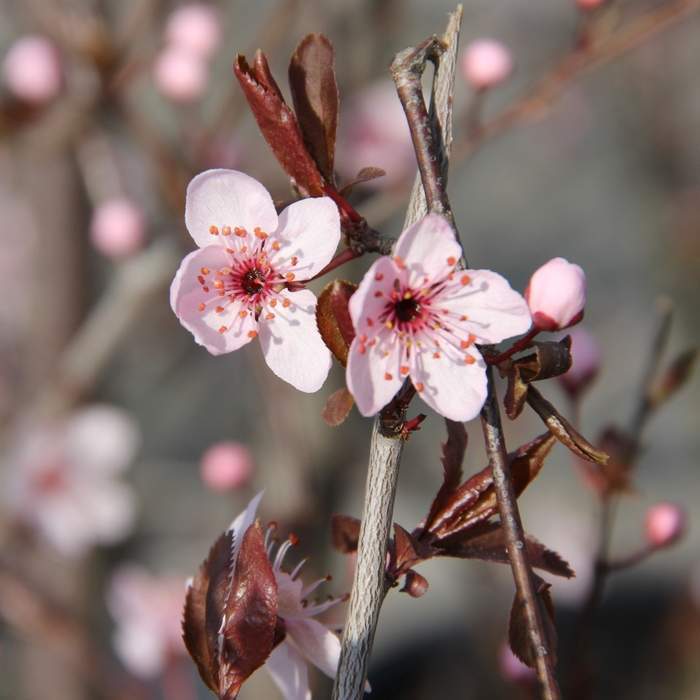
[393,255,406,270]
[239,310,247,318]
[198,303,206,312]
[197,275,205,285]
[215,306,225,313]
[209,225,219,235]
[366,318,374,327]
[218,325,227,333]
[200,267,210,275]
[271,241,281,251]
[291,256,298,266]
[384,372,393,381]
[400,365,409,375]
[269,299,277,307]
[415,382,425,392]
[247,330,258,339]
[254,227,267,239]
[447,256,457,266]
[358,344,367,355]
[374,291,383,298]
[234,227,246,237]
[433,351,441,359]
[285,272,295,282]
[265,312,275,320]
[464,355,476,365]
[385,320,393,330]
[222,226,231,236]
[282,298,291,308]
[461,274,471,286]
[213,280,224,289]
[375,272,384,281]
[202,286,209,293]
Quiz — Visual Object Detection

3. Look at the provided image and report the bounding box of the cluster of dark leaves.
[332,419,574,666]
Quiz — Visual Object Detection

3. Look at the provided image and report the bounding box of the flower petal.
[348,256,402,333]
[410,346,488,421]
[170,246,258,355]
[266,641,311,700]
[268,197,341,281]
[440,269,531,344]
[185,169,278,248]
[393,213,462,286]
[258,289,332,393]
[346,329,403,417]
[286,618,341,680]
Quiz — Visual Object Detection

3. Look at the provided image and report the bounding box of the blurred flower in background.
[3,405,139,557]
[90,197,146,259]
[200,440,254,491]
[1,35,62,105]
[460,39,513,91]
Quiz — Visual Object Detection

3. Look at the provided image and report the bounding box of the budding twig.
[332,8,463,699]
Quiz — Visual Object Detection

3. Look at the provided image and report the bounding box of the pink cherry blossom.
[153,45,208,102]
[200,440,253,491]
[644,502,686,548]
[164,4,221,59]
[2,35,62,104]
[559,326,601,396]
[107,565,187,677]
[576,0,606,10]
[225,493,345,700]
[4,405,138,557]
[460,39,513,91]
[346,214,531,421]
[525,257,586,331]
[170,169,340,392]
[90,197,146,259]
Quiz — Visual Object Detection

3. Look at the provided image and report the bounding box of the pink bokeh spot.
[164,4,221,59]
[559,326,601,396]
[346,214,531,421]
[460,39,513,90]
[153,45,208,102]
[645,502,686,548]
[2,35,62,104]
[200,440,253,491]
[525,257,586,331]
[170,169,340,392]
[90,197,146,259]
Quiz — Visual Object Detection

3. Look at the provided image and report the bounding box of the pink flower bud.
[200,441,253,491]
[90,198,146,259]
[164,4,221,59]
[525,257,586,331]
[153,46,207,102]
[576,0,606,11]
[460,39,513,91]
[559,327,601,396]
[2,35,62,104]
[645,502,686,548]
[499,643,536,685]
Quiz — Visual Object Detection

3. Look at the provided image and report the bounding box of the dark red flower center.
[395,297,420,323]
[243,268,266,295]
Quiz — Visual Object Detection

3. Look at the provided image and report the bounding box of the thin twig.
[332,8,463,699]
[480,366,561,700]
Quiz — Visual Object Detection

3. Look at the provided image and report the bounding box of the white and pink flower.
[525,257,586,331]
[346,214,531,421]
[4,405,138,557]
[170,169,341,392]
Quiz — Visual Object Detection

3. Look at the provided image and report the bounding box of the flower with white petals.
[170,169,341,392]
[346,213,531,421]
[4,405,138,557]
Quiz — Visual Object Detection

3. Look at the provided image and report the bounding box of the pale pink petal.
[440,269,531,344]
[170,246,258,355]
[258,289,332,393]
[276,570,305,618]
[266,641,311,700]
[393,213,462,285]
[286,618,340,680]
[348,256,403,332]
[184,169,278,249]
[346,329,403,417]
[64,406,139,474]
[410,346,488,422]
[269,197,341,281]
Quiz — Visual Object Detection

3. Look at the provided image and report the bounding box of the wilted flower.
[107,565,187,678]
[90,197,146,259]
[164,4,221,59]
[460,39,513,91]
[644,502,686,549]
[153,45,208,102]
[2,35,62,104]
[170,169,340,392]
[4,405,138,557]
[200,440,253,491]
[525,257,586,331]
[182,493,345,699]
[346,213,531,421]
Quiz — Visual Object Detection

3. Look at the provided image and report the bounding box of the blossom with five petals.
[346,213,531,421]
[170,169,341,392]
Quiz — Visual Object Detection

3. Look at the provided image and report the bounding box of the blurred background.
[0,0,698,698]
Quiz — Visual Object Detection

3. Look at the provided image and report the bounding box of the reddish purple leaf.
[393,523,422,572]
[322,387,354,427]
[339,167,387,195]
[316,280,357,366]
[331,514,361,554]
[234,52,324,196]
[288,34,339,183]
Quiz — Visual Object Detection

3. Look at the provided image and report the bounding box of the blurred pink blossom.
[107,565,187,678]
[576,0,606,10]
[170,169,339,392]
[2,35,62,104]
[90,197,146,259]
[165,4,221,59]
[460,39,513,91]
[525,257,586,331]
[153,45,208,102]
[645,502,686,549]
[335,80,416,189]
[498,642,536,685]
[346,213,530,420]
[5,405,139,557]
[559,326,601,396]
[200,440,253,491]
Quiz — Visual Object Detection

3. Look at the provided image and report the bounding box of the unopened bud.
[460,39,513,91]
[559,327,601,396]
[2,35,62,104]
[200,441,253,492]
[153,46,207,102]
[164,4,221,59]
[90,198,145,259]
[525,257,586,331]
[645,502,686,548]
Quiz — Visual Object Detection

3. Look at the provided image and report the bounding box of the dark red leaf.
[509,576,558,669]
[220,522,278,699]
[339,167,387,195]
[527,387,608,465]
[316,280,357,366]
[393,523,422,572]
[288,34,339,183]
[401,570,429,598]
[322,387,354,426]
[234,52,324,196]
[331,514,361,553]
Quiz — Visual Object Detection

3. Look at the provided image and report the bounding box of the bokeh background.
[0,0,698,699]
